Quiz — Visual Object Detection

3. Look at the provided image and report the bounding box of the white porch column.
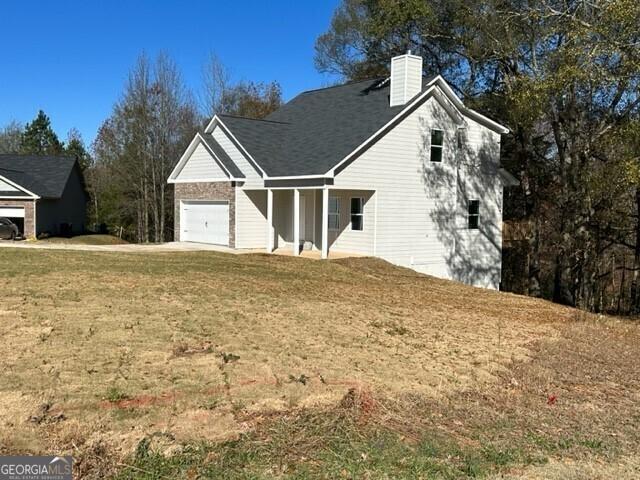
[266,189,274,253]
[293,189,300,256]
[321,188,329,259]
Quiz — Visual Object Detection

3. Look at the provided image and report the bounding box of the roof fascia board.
[204,114,218,134]
[432,89,466,126]
[264,178,334,188]
[169,178,238,184]
[265,174,331,180]
[428,76,510,134]
[0,174,40,199]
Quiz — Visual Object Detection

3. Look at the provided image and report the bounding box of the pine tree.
[65,128,92,170]
[20,110,64,155]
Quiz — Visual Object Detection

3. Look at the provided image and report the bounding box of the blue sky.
[0,0,340,147]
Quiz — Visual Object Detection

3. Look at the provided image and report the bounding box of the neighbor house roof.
[0,155,78,199]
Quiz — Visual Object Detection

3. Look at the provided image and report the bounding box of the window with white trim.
[328,196,340,230]
[430,129,444,162]
[468,200,480,229]
[350,197,364,231]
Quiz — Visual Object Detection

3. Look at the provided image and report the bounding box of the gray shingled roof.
[0,155,78,198]
[217,116,289,175]
[218,77,433,177]
[198,133,245,179]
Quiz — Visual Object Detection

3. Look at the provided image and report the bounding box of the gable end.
[169,134,236,183]
[332,85,464,176]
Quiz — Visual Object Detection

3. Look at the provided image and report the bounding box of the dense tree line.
[316,0,640,313]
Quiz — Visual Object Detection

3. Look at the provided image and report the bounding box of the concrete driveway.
[0,240,247,254]
[0,241,362,259]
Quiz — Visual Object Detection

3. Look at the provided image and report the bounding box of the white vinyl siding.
[405,59,422,99]
[273,190,293,247]
[390,54,422,107]
[454,115,503,287]
[175,143,228,181]
[333,95,503,289]
[320,189,375,256]
[390,66,405,106]
[294,190,315,245]
[0,178,18,192]
[235,189,267,248]
[211,126,263,188]
[328,196,340,230]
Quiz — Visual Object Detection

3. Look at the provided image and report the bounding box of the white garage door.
[181,201,229,245]
[0,206,25,218]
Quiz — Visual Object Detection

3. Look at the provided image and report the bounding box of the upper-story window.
[468,200,480,229]
[430,129,444,162]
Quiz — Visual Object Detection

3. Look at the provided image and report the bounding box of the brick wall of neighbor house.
[174,182,236,247]
[0,199,36,238]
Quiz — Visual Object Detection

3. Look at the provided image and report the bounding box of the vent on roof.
[389,51,423,107]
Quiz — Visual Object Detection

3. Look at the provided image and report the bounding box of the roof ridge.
[0,153,75,159]
[298,77,387,95]
[218,114,291,125]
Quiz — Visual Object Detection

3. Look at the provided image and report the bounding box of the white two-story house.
[168,52,516,289]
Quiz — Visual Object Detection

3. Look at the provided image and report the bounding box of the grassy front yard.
[0,248,638,478]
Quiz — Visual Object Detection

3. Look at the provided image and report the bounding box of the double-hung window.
[468,200,480,229]
[328,196,340,230]
[350,197,364,231]
[430,129,444,162]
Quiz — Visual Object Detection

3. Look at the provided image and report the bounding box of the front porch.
[248,187,376,259]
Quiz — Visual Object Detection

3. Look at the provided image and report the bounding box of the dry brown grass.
[0,248,637,478]
[39,234,129,245]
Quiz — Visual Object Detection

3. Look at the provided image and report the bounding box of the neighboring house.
[0,155,88,238]
[168,53,517,289]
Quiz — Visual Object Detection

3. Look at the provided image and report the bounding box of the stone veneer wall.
[173,182,235,247]
[0,199,36,238]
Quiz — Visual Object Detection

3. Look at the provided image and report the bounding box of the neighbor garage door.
[0,206,25,218]
[181,201,229,245]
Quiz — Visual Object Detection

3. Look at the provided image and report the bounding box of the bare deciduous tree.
[91,52,199,242]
